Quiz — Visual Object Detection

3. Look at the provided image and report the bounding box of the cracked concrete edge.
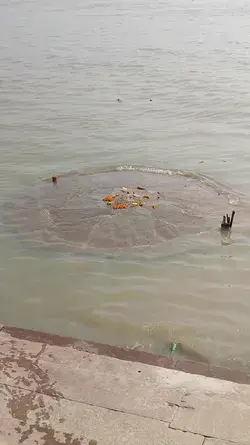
[2,324,250,385]
[0,384,207,445]
[167,423,206,444]
[202,438,245,445]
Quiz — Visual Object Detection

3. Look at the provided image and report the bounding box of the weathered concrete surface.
[3,325,250,385]
[0,327,249,444]
[0,385,203,445]
[171,391,250,444]
[204,441,241,445]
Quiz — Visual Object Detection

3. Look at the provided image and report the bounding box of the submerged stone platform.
[0,324,250,444]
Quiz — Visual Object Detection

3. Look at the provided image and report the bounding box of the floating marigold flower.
[113,202,127,210]
[103,194,116,202]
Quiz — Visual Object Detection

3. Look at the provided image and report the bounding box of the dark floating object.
[52,175,57,184]
[221,210,235,231]
[230,210,236,227]
[117,98,122,102]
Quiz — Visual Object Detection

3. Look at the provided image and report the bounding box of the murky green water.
[1,0,250,369]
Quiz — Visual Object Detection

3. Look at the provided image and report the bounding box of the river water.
[1,0,250,369]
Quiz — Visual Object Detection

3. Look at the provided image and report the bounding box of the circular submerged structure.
[2,169,238,252]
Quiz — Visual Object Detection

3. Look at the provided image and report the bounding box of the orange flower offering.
[113,203,127,210]
[103,194,116,202]
[103,185,158,210]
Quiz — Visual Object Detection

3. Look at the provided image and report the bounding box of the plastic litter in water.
[170,341,178,353]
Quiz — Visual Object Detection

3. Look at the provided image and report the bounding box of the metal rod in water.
[229,210,235,228]
[221,210,235,230]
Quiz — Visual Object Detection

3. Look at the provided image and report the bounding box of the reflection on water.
[1,0,250,370]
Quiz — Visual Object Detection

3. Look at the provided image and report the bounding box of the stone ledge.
[2,324,250,385]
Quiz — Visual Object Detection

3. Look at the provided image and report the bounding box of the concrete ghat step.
[0,328,250,444]
[38,344,250,444]
[171,391,250,445]
[0,384,204,445]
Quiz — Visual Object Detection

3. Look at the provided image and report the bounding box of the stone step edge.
[1,324,250,385]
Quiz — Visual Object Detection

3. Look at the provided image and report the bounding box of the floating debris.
[221,210,235,231]
[103,194,117,202]
[170,341,178,353]
[103,185,159,210]
[230,210,236,227]
[113,202,127,209]
[3,170,237,252]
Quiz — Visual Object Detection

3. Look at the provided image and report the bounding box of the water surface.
[1,0,250,369]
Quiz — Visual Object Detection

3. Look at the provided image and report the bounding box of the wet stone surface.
[0,326,249,444]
